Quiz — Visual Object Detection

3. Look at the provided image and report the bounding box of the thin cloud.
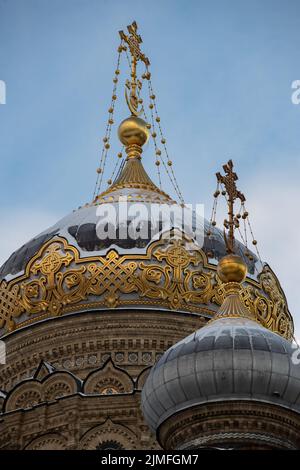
[245,172,300,338]
[0,208,61,267]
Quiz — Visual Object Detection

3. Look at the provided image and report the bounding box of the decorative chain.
[93,33,185,206]
[92,40,124,200]
[145,66,185,205]
[207,179,263,272]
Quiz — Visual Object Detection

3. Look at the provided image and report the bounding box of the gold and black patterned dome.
[0,24,294,341]
[0,145,293,339]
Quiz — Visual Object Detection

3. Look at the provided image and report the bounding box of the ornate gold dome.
[0,160,294,340]
[0,20,296,454]
[0,26,294,342]
[0,107,294,339]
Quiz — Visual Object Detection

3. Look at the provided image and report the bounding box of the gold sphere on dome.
[118,116,149,147]
[217,254,247,283]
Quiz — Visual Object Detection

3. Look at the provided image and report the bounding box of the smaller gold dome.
[217,254,247,283]
[118,116,149,147]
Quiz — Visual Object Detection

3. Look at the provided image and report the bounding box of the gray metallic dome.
[142,317,300,432]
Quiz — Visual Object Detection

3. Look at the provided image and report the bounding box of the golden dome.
[217,253,247,283]
[118,115,149,148]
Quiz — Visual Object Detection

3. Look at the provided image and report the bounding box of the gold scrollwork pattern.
[136,240,214,309]
[0,235,293,339]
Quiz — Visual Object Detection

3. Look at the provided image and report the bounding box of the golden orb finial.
[118,116,149,147]
[118,115,149,159]
[217,254,247,284]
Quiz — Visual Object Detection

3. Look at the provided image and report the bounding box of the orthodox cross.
[216,159,246,254]
[119,21,150,115]
[155,240,200,285]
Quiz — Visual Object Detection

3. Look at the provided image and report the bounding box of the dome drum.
[157,401,300,450]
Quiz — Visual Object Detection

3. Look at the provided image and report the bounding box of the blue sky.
[0,0,300,333]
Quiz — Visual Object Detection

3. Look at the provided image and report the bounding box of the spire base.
[210,254,258,324]
[125,143,143,160]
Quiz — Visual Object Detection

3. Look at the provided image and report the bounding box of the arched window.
[96,440,124,450]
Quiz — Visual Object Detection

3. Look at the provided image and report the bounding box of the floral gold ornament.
[136,239,214,310]
[0,234,293,339]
